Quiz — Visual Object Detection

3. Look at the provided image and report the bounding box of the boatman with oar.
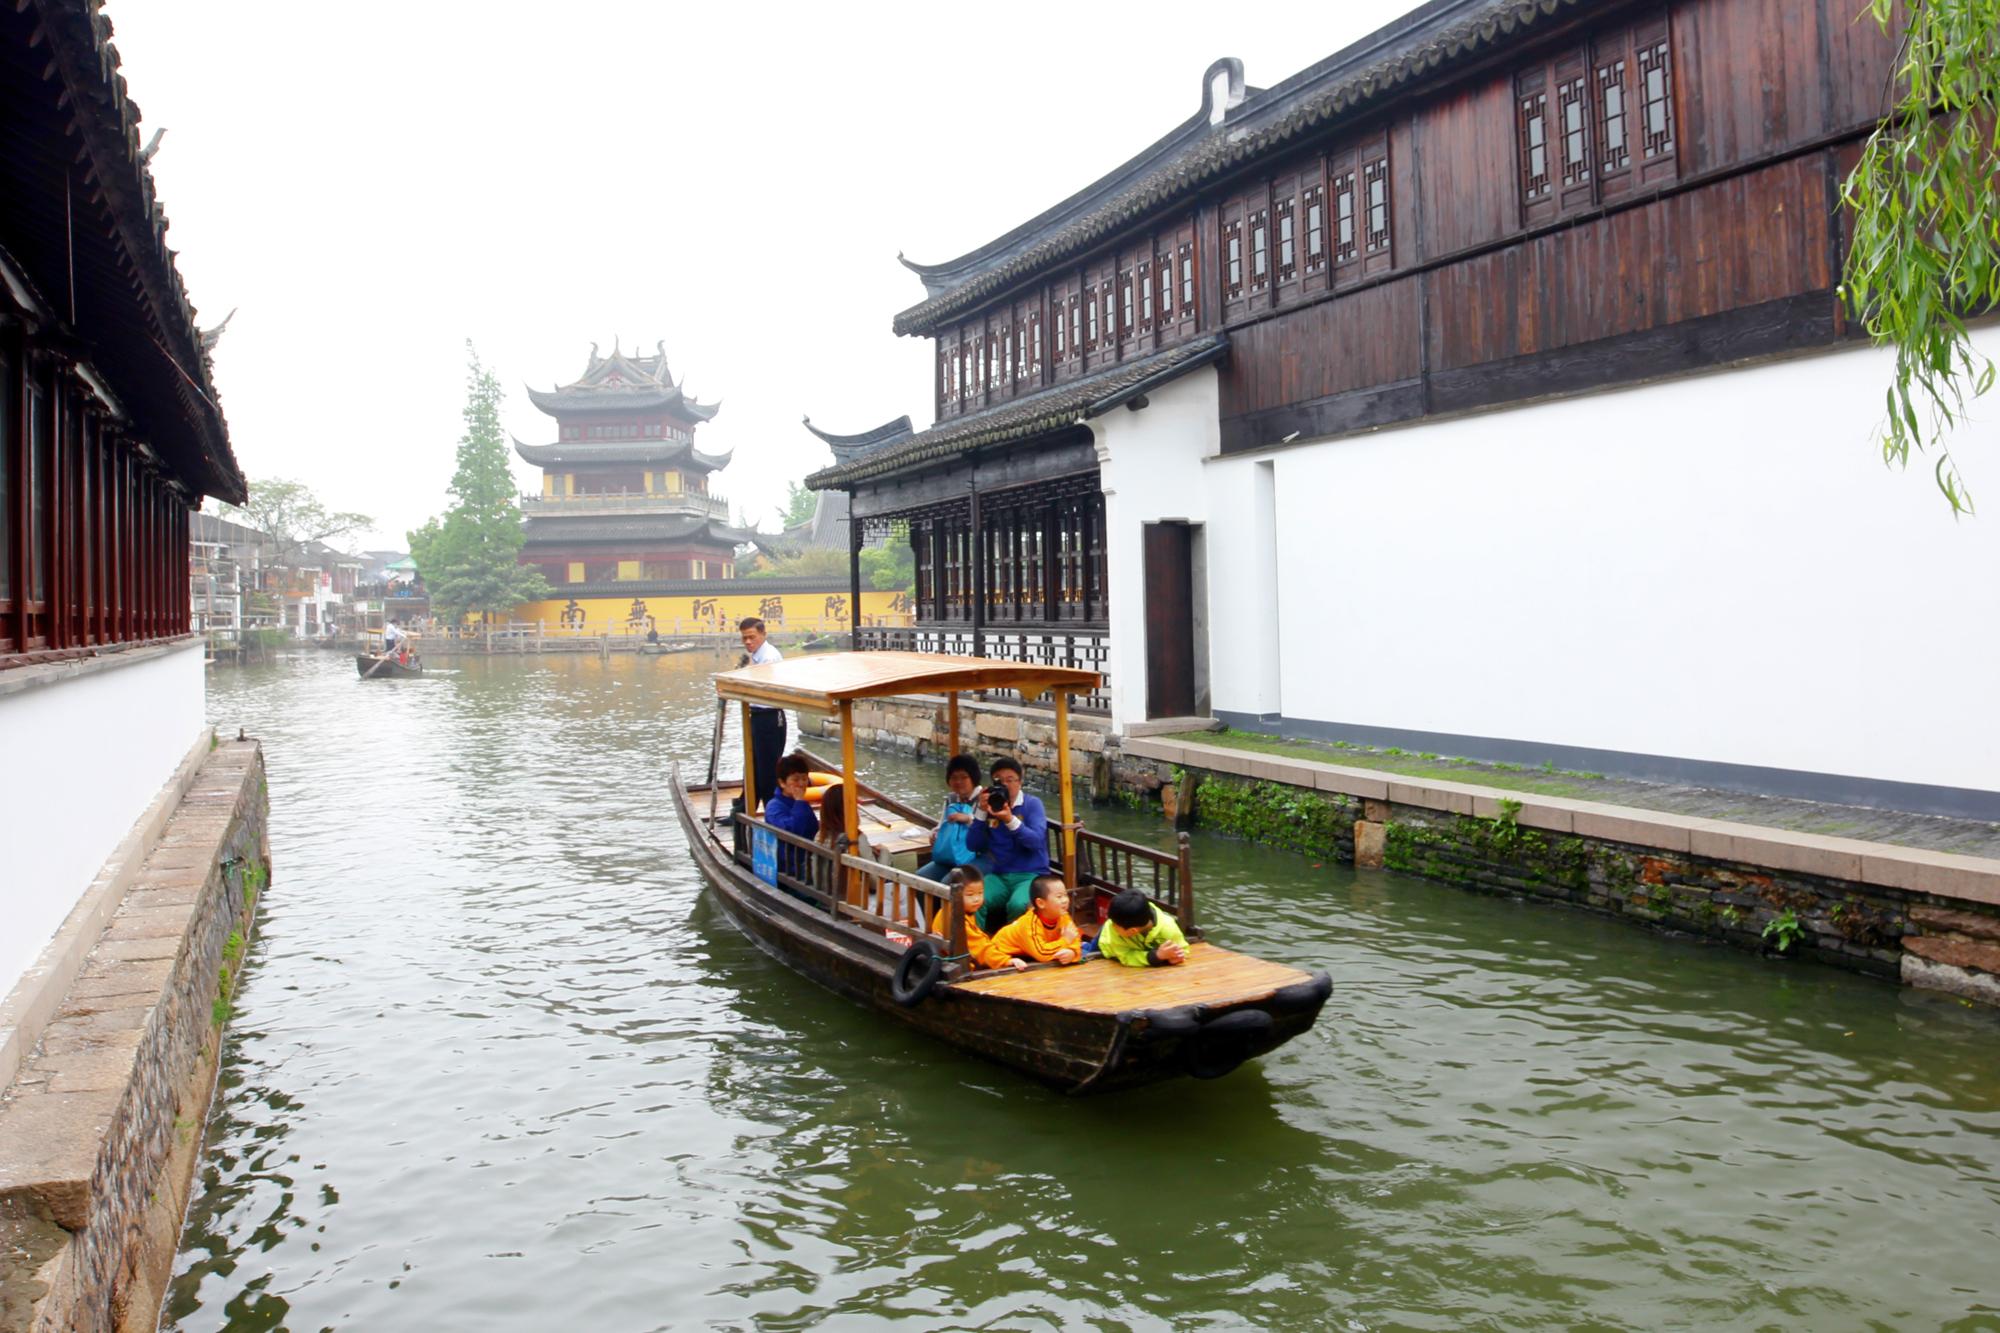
[739,617,785,803]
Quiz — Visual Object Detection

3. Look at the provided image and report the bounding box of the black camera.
[984,788,1011,816]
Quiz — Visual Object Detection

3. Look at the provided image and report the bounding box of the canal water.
[169,653,2000,1331]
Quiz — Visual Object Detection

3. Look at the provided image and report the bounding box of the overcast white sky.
[110,1,1410,549]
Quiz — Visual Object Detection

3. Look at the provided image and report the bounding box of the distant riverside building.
[2,2,246,998]
[515,343,750,587]
[504,344,915,635]
[810,0,2000,818]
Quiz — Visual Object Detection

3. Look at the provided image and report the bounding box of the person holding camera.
[966,756,1052,933]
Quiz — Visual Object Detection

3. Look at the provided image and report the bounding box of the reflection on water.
[168,652,2000,1331]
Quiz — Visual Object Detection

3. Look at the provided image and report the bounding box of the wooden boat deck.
[954,942,1310,1014]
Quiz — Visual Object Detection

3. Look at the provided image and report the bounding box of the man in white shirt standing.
[739,617,785,807]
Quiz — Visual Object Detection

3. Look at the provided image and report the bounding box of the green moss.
[1192,776,1351,858]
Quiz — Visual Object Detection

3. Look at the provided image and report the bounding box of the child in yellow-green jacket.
[1097,889,1189,967]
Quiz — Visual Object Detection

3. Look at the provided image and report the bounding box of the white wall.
[1159,336,2000,797]
[0,641,206,997]
[1094,367,1222,727]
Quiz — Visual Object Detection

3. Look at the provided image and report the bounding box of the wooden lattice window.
[1639,39,1673,158]
[1029,313,1042,377]
[1333,171,1356,263]
[1249,209,1269,289]
[1103,286,1117,344]
[1304,185,1325,272]
[1519,90,1551,200]
[1179,244,1195,307]
[1085,285,1099,349]
[1120,270,1135,333]
[1156,251,1173,319]
[1597,57,1630,172]
[1363,159,1389,254]
[1069,293,1082,357]
[1277,199,1296,280]
[1053,300,1066,359]
[1559,75,1590,186]
[1225,221,1243,296]
[1139,262,1154,327]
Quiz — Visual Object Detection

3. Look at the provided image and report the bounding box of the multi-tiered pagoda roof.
[523,341,720,421]
[513,340,750,589]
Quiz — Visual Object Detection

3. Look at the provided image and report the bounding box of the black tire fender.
[1268,971,1332,1016]
[891,939,942,1007]
[1185,1009,1274,1080]
[1134,1007,1200,1043]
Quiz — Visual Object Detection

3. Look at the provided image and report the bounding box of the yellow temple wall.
[512,588,914,636]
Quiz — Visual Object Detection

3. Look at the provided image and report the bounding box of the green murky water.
[167,652,2000,1331]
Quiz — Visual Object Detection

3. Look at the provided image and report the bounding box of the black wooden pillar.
[847,494,863,650]
[968,481,985,658]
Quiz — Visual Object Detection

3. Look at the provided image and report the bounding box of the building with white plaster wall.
[1,0,245,1015]
[810,0,1997,819]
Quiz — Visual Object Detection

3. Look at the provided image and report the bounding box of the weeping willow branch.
[1838,0,2000,515]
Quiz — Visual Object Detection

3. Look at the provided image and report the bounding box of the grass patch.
[1162,730,1597,798]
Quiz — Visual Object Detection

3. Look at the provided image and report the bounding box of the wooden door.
[1143,522,1195,719]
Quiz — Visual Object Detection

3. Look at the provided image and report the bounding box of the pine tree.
[409,343,549,623]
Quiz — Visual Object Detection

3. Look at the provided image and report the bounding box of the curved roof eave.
[890,0,1579,338]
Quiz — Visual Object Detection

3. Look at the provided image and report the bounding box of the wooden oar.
[361,651,396,679]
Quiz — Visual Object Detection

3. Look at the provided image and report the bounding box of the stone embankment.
[0,739,268,1333]
[1122,736,2000,1005]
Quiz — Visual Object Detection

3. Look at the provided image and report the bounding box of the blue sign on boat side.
[752,826,778,886]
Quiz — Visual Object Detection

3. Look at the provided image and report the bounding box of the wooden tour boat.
[355,652,423,679]
[670,651,1330,1094]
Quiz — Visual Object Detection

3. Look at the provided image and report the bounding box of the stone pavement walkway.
[1163,730,2000,861]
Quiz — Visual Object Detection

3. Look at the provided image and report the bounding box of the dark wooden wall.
[926,0,1900,450]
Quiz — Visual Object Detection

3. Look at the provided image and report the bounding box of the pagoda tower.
[514,341,751,588]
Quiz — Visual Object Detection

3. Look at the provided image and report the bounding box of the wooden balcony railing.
[852,623,1110,714]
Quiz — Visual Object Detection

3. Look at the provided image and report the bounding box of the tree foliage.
[779,480,818,529]
[408,343,548,623]
[748,547,847,579]
[213,478,370,566]
[1840,0,2000,514]
[744,525,914,591]
[861,538,914,592]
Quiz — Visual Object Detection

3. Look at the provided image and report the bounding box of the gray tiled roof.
[801,415,915,464]
[512,437,733,470]
[892,0,1581,337]
[537,575,852,598]
[521,514,754,544]
[807,334,1228,488]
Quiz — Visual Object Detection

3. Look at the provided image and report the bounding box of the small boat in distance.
[355,653,423,679]
[639,640,702,655]
[671,651,1331,1093]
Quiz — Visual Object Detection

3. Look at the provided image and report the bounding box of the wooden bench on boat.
[670,650,1330,1093]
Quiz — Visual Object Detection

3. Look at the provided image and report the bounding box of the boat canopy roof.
[714,650,1100,709]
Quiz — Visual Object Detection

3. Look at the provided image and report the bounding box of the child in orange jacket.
[989,875,1083,967]
[927,866,1014,971]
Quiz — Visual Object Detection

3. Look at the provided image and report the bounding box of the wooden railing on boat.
[730,804,1198,970]
[1068,826,1197,935]
[732,814,973,965]
[792,744,1196,933]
